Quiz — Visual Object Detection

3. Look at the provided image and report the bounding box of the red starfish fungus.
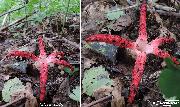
[7,36,73,101]
[85,1,179,103]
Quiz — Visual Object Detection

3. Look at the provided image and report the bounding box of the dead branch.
[38,32,80,49]
[154,4,176,11]
[61,37,80,49]
[0,14,31,31]
[147,1,180,17]
[1,14,8,26]
[0,97,26,107]
[150,9,180,17]
[82,95,112,107]
[0,6,25,17]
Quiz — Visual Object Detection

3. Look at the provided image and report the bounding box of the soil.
[81,0,180,107]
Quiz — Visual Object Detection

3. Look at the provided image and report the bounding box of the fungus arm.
[153,48,180,65]
[85,34,134,49]
[54,59,74,71]
[128,52,147,103]
[39,62,48,101]
[38,36,46,56]
[137,1,147,41]
[8,51,38,61]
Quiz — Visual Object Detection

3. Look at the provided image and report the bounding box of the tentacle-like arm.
[153,48,180,65]
[137,1,147,41]
[54,59,74,71]
[150,37,175,48]
[128,52,147,103]
[39,62,48,101]
[38,36,46,56]
[85,34,135,49]
[8,51,38,61]
[48,51,65,58]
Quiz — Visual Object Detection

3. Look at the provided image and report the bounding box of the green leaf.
[69,86,80,102]
[106,9,125,20]
[82,66,113,96]
[158,59,180,107]
[64,66,79,76]
[2,77,25,102]
[0,0,80,26]
[164,58,177,70]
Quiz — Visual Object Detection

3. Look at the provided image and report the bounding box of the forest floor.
[0,13,80,107]
[81,0,180,107]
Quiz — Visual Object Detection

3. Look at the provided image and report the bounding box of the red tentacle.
[85,34,134,49]
[54,59,74,71]
[171,57,180,65]
[38,36,46,56]
[150,37,175,48]
[128,52,147,103]
[8,51,38,61]
[39,62,48,101]
[138,1,147,41]
[153,48,180,65]
[48,51,65,58]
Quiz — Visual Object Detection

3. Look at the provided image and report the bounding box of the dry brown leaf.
[111,78,125,107]
[82,1,111,34]
[154,13,176,39]
[159,27,176,39]
[10,82,38,107]
[84,58,95,69]
[93,86,113,99]
[92,86,113,107]
[108,15,132,31]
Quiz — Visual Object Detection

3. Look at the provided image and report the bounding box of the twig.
[82,95,112,107]
[62,0,71,32]
[147,1,180,17]
[0,97,26,107]
[150,9,180,17]
[154,4,176,11]
[104,4,138,14]
[37,32,80,49]
[0,14,31,31]
[0,6,25,17]
[1,14,8,26]
[103,3,180,17]
[61,37,79,49]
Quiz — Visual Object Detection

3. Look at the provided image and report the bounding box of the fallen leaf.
[11,82,38,107]
[107,15,132,31]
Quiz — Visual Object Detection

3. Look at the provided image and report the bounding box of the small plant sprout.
[7,36,73,101]
[85,1,179,103]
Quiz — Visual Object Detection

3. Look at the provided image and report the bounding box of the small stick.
[61,37,80,49]
[0,97,26,107]
[154,4,176,11]
[104,4,138,14]
[0,6,25,17]
[37,32,80,49]
[0,15,31,31]
[149,9,180,17]
[1,14,8,26]
[82,95,112,107]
